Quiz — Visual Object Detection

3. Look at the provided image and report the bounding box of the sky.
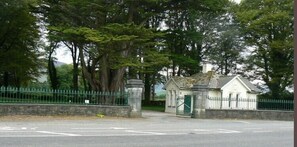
[55,46,72,64]
[233,0,241,3]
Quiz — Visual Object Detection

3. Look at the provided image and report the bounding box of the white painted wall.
[165,81,180,113]
[206,90,222,109]
[165,80,195,113]
[207,77,257,110]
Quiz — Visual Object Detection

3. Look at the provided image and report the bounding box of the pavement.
[0,111,293,147]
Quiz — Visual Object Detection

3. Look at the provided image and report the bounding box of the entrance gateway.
[176,95,192,116]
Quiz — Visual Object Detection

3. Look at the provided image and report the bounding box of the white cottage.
[164,71,261,114]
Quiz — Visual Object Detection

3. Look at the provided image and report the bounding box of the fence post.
[126,79,144,118]
[191,84,208,118]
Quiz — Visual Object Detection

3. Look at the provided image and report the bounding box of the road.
[0,111,293,147]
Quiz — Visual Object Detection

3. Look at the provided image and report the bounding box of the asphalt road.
[0,111,293,147]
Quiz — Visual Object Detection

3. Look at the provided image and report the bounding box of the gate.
[176,95,192,116]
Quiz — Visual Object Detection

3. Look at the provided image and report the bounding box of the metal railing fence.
[207,97,293,111]
[0,87,128,106]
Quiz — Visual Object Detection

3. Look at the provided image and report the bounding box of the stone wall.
[205,109,293,121]
[0,104,131,117]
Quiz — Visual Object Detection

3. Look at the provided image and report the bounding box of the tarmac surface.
[0,111,293,147]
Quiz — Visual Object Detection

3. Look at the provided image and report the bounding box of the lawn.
[142,105,165,112]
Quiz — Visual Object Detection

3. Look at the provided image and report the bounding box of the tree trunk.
[144,73,151,104]
[72,62,79,90]
[48,57,59,89]
[79,46,99,91]
[72,45,79,90]
[99,55,109,92]
[3,71,9,87]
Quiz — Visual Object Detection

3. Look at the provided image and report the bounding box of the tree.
[204,9,245,75]
[45,42,60,89]
[0,0,41,87]
[234,0,293,99]
[161,0,230,77]
[41,0,170,105]
[56,64,73,90]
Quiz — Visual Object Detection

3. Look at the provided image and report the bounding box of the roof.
[164,72,261,93]
[164,71,215,90]
[237,76,261,93]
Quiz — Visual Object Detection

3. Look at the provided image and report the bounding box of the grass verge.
[142,105,165,112]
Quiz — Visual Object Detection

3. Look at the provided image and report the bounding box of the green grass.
[142,105,165,112]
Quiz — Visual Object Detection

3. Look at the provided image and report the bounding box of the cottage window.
[170,90,173,107]
[228,93,232,108]
[167,91,171,107]
[172,90,176,107]
[236,94,239,108]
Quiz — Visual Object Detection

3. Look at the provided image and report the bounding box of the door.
[176,95,192,116]
[184,95,191,115]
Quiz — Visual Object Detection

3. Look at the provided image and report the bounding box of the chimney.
[202,63,213,73]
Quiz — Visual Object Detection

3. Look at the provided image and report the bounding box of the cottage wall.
[206,90,221,109]
[165,80,195,113]
[219,78,256,110]
[165,81,179,113]
[165,74,259,114]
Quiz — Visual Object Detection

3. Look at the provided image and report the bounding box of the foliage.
[234,0,293,98]
[258,91,294,100]
[56,64,73,89]
[0,0,41,87]
[161,0,230,77]
[1,0,293,105]
[203,6,245,75]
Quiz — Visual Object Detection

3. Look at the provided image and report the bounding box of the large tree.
[234,0,293,98]
[0,0,41,87]
[203,8,245,75]
[41,0,169,95]
[161,0,229,77]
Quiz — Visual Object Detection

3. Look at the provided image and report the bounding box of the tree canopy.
[0,0,293,100]
[234,0,293,98]
[0,0,41,87]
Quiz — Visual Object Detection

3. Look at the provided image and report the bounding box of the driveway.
[0,111,293,147]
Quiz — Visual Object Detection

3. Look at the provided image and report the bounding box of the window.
[228,93,232,108]
[236,94,239,108]
[167,91,171,107]
[172,90,176,107]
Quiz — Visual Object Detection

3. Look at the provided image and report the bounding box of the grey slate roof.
[166,71,215,89]
[238,76,261,93]
[165,71,261,93]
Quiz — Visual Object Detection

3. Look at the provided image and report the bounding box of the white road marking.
[36,131,81,136]
[72,127,130,130]
[194,129,211,132]
[194,129,240,134]
[125,130,166,135]
[110,127,129,130]
[235,121,250,124]
[217,129,241,134]
[72,128,109,130]
[0,127,16,131]
[253,130,273,133]
[21,127,27,130]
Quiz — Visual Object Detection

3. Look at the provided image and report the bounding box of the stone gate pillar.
[126,79,144,117]
[191,84,208,118]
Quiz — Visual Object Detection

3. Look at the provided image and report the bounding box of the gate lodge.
[163,71,261,115]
